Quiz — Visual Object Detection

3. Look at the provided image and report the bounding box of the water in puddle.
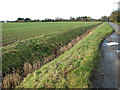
[116,50,120,53]
[110,35,116,38]
[106,42,119,46]
[103,42,119,46]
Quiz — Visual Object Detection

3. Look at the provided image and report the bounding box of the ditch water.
[93,23,120,88]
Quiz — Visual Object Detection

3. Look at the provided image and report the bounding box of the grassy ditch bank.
[17,22,113,88]
[2,22,101,88]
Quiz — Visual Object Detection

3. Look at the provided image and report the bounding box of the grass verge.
[115,22,120,25]
[17,22,113,88]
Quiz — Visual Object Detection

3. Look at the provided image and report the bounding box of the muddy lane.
[93,23,120,88]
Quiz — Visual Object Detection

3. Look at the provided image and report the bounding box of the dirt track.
[93,22,120,88]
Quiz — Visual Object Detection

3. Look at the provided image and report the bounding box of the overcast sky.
[0,0,119,21]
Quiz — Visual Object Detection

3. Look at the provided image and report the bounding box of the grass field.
[17,22,113,88]
[2,22,102,75]
[2,22,103,88]
[2,22,101,46]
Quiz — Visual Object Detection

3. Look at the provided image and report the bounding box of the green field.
[2,22,102,74]
[17,22,113,88]
[3,22,101,46]
[2,22,103,88]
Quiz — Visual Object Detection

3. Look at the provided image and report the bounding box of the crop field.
[2,22,103,88]
[17,22,113,88]
[1,0,118,88]
[2,22,101,74]
[3,22,101,46]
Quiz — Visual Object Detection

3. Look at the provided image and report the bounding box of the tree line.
[16,10,120,22]
[101,10,120,22]
[2,10,119,23]
[109,10,120,22]
[16,16,99,22]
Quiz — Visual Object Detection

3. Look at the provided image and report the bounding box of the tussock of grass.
[17,22,113,88]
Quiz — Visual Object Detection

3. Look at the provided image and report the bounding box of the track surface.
[93,22,120,88]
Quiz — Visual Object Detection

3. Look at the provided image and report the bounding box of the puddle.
[103,42,119,46]
[110,35,117,38]
[116,50,120,53]
[110,35,115,38]
[106,42,119,46]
